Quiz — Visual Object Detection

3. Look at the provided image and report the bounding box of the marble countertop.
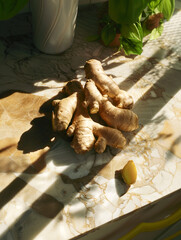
[0,2,181,240]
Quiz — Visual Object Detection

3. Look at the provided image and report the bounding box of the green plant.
[100,0,175,55]
[0,0,29,20]
[0,0,175,56]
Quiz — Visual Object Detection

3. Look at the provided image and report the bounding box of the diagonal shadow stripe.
[118,49,174,92]
[0,152,47,210]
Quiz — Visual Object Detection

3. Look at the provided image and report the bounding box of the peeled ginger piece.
[121,160,137,185]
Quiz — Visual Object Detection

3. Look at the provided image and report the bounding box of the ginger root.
[84,59,134,109]
[52,93,78,131]
[51,80,83,132]
[67,106,126,154]
[64,80,126,154]
[51,60,139,154]
[84,79,138,132]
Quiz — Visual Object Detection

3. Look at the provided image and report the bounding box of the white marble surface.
[0,2,181,240]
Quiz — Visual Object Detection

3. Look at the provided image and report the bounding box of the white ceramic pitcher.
[30,0,79,54]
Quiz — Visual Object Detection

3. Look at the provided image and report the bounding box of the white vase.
[30,0,79,54]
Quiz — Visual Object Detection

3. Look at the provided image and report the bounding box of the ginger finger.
[52,93,77,132]
[84,79,102,114]
[94,136,107,153]
[93,123,126,153]
[84,59,133,109]
[100,100,138,132]
[52,80,83,133]
[68,99,96,154]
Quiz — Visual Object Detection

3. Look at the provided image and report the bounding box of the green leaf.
[101,24,116,46]
[157,0,175,20]
[149,23,164,39]
[0,0,29,20]
[120,23,143,55]
[121,23,143,42]
[109,0,152,24]
[148,0,162,11]
[120,37,143,55]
